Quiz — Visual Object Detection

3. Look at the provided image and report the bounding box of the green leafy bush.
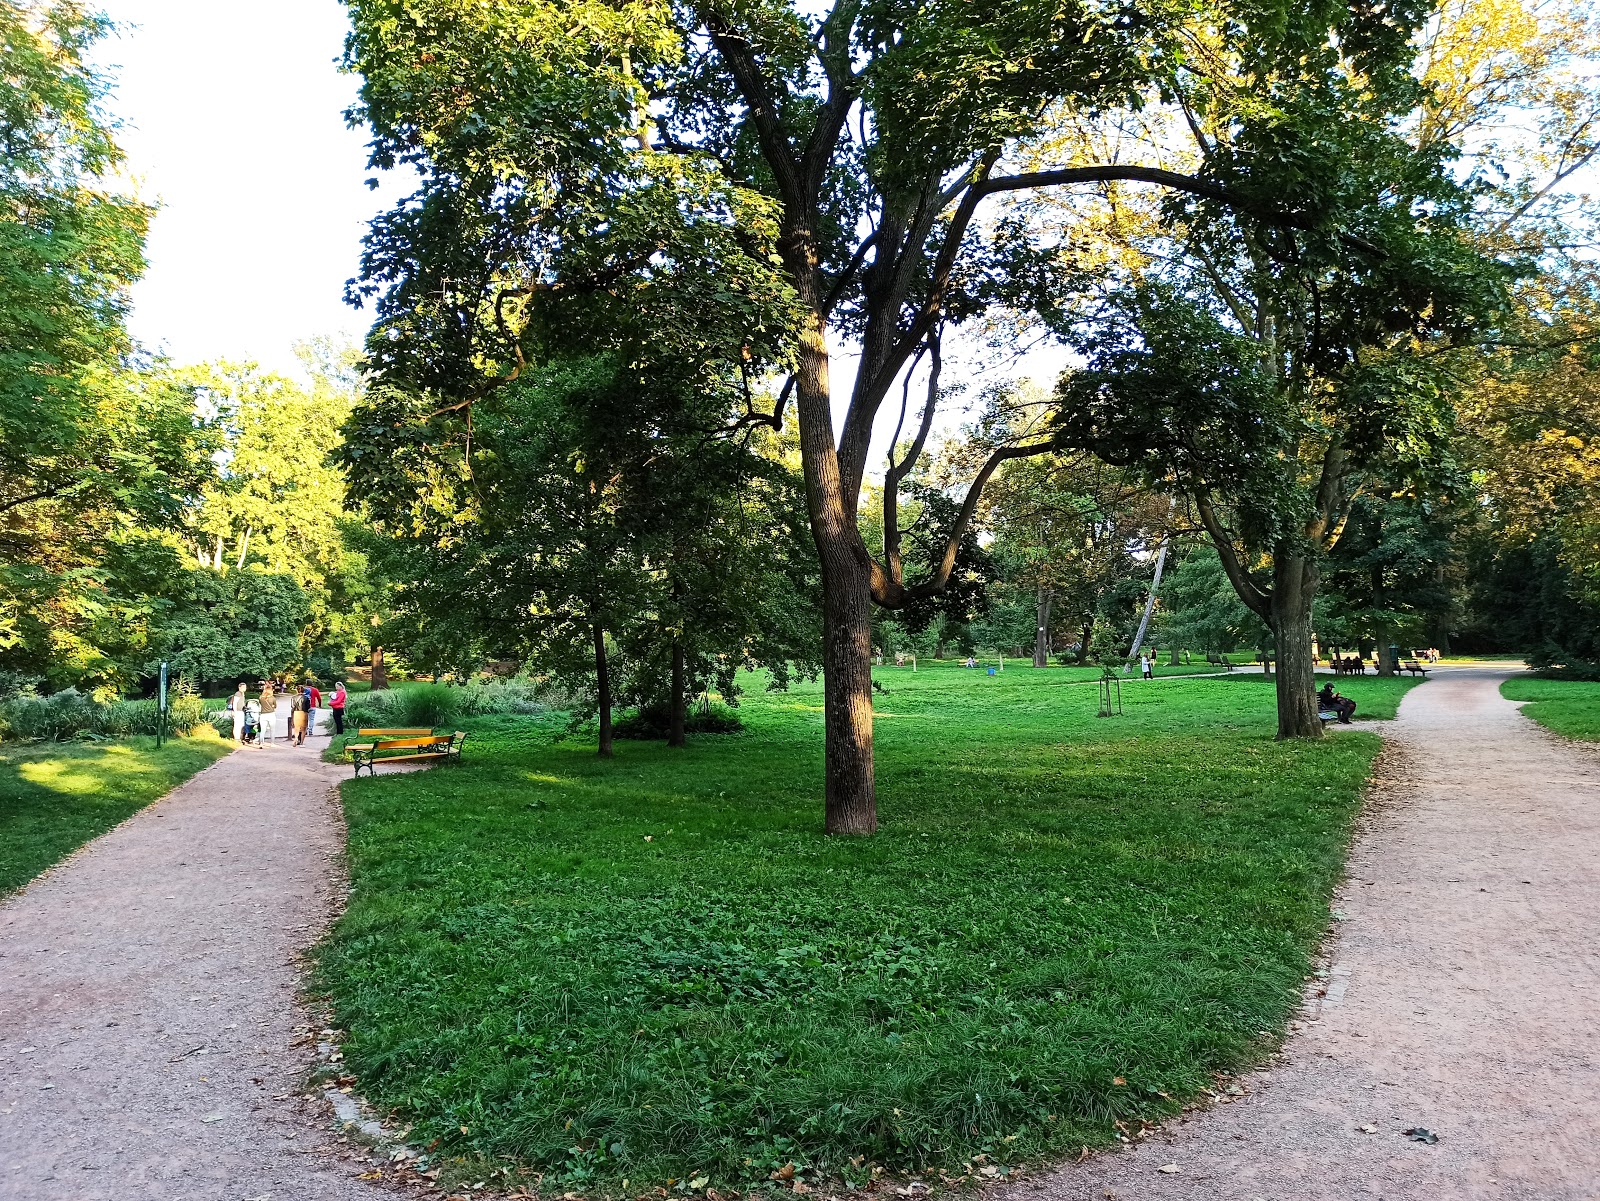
[614,702,744,739]
[342,680,543,730]
[0,680,210,742]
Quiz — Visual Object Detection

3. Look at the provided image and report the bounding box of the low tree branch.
[1193,489,1273,619]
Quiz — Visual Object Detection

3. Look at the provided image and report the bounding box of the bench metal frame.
[350,731,468,777]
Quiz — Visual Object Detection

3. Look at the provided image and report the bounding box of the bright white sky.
[90,0,1048,452]
[94,0,407,379]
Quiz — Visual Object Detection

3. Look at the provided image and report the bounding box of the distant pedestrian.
[330,680,347,735]
[259,681,279,744]
[290,688,309,745]
[308,683,323,737]
[227,682,248,742]
[1139,653,1153,680]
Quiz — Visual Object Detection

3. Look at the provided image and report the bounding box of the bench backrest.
[371,736,451,751]
[359,727,434,737]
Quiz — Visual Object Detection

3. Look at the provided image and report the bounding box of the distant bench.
[348,728,467,777]
[1205,652,1235,671]
[1400,659,1432,677]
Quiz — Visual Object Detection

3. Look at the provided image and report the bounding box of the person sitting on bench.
[1318,683,1356,724]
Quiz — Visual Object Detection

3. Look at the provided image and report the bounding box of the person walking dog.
[330,680,347,735]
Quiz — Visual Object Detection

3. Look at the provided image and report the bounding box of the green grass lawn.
[318,668,1417,1193]
[1501,677,1600,740]
[0,733,233,894]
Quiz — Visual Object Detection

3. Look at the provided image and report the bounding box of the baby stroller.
[242,700,262,746]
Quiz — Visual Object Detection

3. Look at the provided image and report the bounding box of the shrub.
[0,680,214,742]
[395,683,458,727]
[614,702,744,740]
[1,689,95,741]
[343,680,543,730]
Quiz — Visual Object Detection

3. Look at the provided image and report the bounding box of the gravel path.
[5,670,1595,1199]
[0,734,395,1201]
[1004,666,1600,1201]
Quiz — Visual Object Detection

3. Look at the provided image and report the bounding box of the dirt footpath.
[1005,666,1600,1201]
[0,736,388,1201]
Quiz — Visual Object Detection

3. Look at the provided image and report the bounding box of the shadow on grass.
[0,733,232,894]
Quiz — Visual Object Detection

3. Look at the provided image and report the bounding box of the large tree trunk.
[592,623,613,758]
[1076,618,1094,665]
[370,646,387,691]
[820,551,877,833]
[1271,554,1323,739]
[787,289,877,833]
[1033,587,1053,668]
[668,639,686,748]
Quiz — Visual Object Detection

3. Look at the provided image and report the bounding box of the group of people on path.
[227,679,348,747]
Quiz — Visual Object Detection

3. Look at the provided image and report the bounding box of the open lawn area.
[0,733,233,895]
[319,669,1418,1192]
[1501,677,1600,741]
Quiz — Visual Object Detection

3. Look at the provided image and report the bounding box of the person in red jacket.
[307,683,322,737]
[330,680,347,735]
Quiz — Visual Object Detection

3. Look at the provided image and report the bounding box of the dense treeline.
[7,0,1600,765]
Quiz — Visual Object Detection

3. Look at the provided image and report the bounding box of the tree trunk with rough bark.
[785,289,878,834]
[1033,586,1053,668]
[592,623,613,758]
[668,640,686,748]
[370,646,387,691]
[820,551,877,833]
[1270,554,1323,739]
[1076,618,1094,665]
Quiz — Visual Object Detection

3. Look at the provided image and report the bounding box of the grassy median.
[319,667,1415,1192]
[1501,676,1600,740]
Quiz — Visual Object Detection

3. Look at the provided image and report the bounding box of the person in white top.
[1139,653,1153,679]
[227,682,248,742]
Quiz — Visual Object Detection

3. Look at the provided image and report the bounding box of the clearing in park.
[315,667,1417,1191]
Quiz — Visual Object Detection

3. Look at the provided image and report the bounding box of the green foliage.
[1155,545,1270,654]
[0,4,223,695]
[0,679,209,742]
[153,567,310,690]
[0,732,231,893]
[318,667,1417,1189]
[1464,535,1600,673]
[613,701,744,740]
[340,679,544,731]
[1501,677,1600,739]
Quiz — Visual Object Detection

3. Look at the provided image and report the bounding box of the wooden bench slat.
[350,730,468,777]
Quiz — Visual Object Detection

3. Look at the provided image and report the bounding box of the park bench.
[1205,652,1234,671]
[1400,658,1432,677]
[349,730,467,777]
[1335,657,1366,676]
[1318,709,1341,728]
